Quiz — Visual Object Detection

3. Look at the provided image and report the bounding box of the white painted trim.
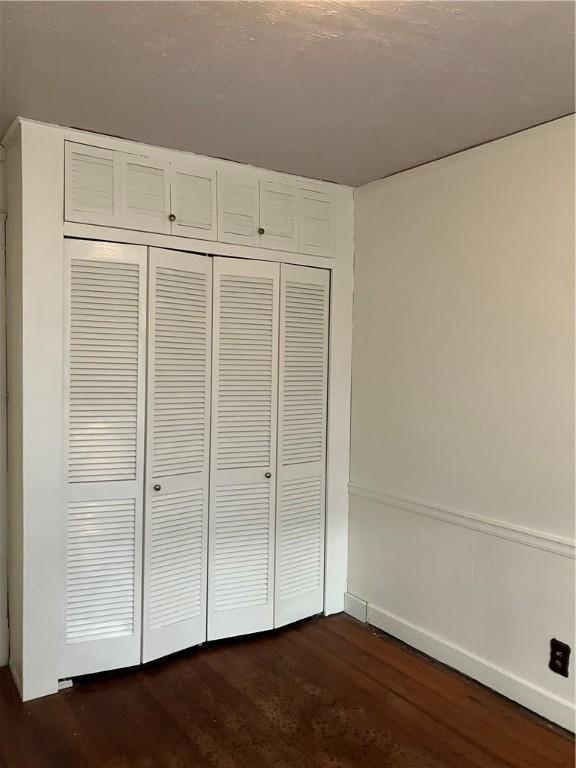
[8,658,22,697]
[0,214,7,668]
[349,483,575,559]
[356,601,576,732]
[344,592,367,623]
[63,222,336,270]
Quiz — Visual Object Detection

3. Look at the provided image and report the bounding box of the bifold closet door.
[61,240,147,678]
[142,249,212,662]
[275,265,329,628]
[208,257,280,641]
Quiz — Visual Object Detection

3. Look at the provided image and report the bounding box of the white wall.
[348,116,575,730]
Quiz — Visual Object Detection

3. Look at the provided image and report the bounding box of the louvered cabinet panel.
[170,158,217,240]
[259,181,298,252]
[217,171,259,246]
[61,240,146,679]
[121,154,171,234]
[208,257,279,641]
[65,142,120,226]
[298,188,334,258]
[143,248,211,662]
[275,264,329,628]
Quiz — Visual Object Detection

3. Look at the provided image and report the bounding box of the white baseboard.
[344,592,367,623]
[8,657,22,697]
[0,617,7,668]
[345,599,575,732]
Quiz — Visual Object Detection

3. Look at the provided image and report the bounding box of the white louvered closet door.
[275,265,329,628]
[60,240,147,678]
[208,257,280,641]
[142,249,212,662]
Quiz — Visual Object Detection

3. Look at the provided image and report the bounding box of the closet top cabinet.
[65,141,335,258]
[65,142,217,240]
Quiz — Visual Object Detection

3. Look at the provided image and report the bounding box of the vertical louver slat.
[216,275,275,470]
[152,267,209,479]
[66,498,136,644]
[68,258,140,483]
[281,279,329,466]
[278,477,323,601]
[149,490,204,629]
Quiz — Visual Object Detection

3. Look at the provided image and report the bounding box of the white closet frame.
[2,117,354,701]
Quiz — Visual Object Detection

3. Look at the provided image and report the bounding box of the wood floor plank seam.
[0,615,573,768]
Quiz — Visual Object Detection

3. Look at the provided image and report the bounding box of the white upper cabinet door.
[60,240,147,679]
[259,180,298,252]
[217,171,260,246]
[142,249,212,663]
[120,154,171,234]
[298,188,334,258]
[65,142,121,226]
[169,158,217,240]
[208,257,280,641]
[275,265,329,628]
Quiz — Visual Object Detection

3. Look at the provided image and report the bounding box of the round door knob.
[264,472,272,479]
[153,484,162,491]
[258,227,265,235]
[168,213,176,222]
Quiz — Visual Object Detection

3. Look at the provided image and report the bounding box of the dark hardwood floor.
[0,614,573,768]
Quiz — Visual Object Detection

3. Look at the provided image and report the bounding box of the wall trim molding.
[8,659,22,697]
[349,482,575,559]
[344,592,367,623]
[345,598,575,732]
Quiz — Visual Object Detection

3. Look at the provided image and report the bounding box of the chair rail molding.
[348,482,575,559]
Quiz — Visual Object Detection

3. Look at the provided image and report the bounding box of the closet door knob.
[168,213,176,222]
[258,227,265,235]
[264,472,272,479]
[153,484,162,491]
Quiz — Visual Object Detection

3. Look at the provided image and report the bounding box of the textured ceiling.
[0,1,574,186]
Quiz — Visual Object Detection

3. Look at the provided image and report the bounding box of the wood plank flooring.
[0,614,573,768]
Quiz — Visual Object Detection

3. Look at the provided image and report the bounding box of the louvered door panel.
[299,188,334,258]
[121,155,170,234]
[170,159,217,240]
[208,257,280,640]
[66,498,136,644]
[65,142,120,226]
[67,258,140,483]
[275,265,329,628]
[61,240,146,679]
[143,249,212,662]
[217,172,259,246]
[259,181,298,252]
